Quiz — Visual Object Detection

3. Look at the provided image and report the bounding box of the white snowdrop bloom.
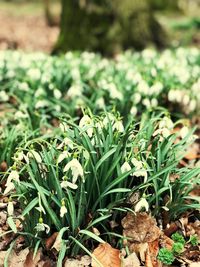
[133,93,141,104]
[35,88,45,97]
[189,99,196,111]
[4,182,15,195]
[27,68,41,80]
[15,111,28,119]
[134,197,149,212]
[151,68,157,77]
[153,128,171,141]
[131,158,143,170]
[19,82,29,92]
[35,220,50,234]
[142,98,151,108]
[64,159,84,184]
[7,70,15,78]
[59,122,69,133]
[182,94,190,106]
[67,84,82,98]
[121,162,131,174]
[35,100,49,109]
[71,68,81,80]
[79,115,93,137]
[60,202,67,218]
[113,120,124,133]
[53,89,62,99]
[57,151,71,164]
[57,137,73,150]
[159,117,174,129]
[96,97,105,109]
[102,113,115,127]
[130,106,137,116]
[138,80,149,95]
[150,82,163,95]
[108,83,123,100]
[162,128,171,138]
[7,201,14,216]
[133,72,142,84]
[61,180,78,190]
[0,91,9,102]
[4,170,20,195]
[168,90,175,102]
[133,170,148,183]
[28,150,42,163]
[151,98,158,107]
[180,126,189,139]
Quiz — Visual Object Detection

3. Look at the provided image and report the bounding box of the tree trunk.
[53,0,167,55]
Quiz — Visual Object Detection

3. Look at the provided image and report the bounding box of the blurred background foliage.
[1,0,200,54]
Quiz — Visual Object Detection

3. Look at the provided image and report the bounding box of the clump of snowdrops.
[4,111,200,257]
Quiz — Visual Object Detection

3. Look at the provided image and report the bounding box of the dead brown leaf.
[91,243,120,267]
[64,255,91,267]
[45,232,58,250]
[122,252,142,267]
[24,248,42,267]
[122,212,161,243]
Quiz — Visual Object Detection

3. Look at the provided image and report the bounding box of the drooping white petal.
[134,198,149,212]
[121,162,131,174]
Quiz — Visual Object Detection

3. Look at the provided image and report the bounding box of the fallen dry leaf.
[122,252,141,267]
[64,255,91,267]
[122,212,161,243]
[24,248,42,267]
[45,232,58,250]
[91,243,120,267]
[148,239,160,267]
[145,248,153,267]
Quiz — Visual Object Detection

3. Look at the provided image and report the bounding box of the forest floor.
[0,1,59,53]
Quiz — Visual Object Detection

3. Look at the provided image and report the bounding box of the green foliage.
[171,232,186,245]
[189,235,199,246]
[158,248,175,265]
[172,242,184,254]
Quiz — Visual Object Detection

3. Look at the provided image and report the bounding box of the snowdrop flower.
[57,151,71,164]
[133,170,148,183]
[138,80,149,95]
[180,126,189,139]
[153,128,171,140]
[35,218,50,234]
[134,197,149,212]
[102,113,115,127]
[79,115,93,137]
[159,117,174,130]
[189,99,196,112]
[61,179,78,190]
[133,93,141,104]
[96,97,105,109]
[7,201,14,216]
[142,98,151,108]
[151,98,158,107]
[130,106,137,116]
[57,137,73,150]
[4,170,20,195]
[131,158,143,170]
[131,158,147,183]
[19,82,29,92]
[53,89,62,99]
[108,83,123,100]
[113,120,124,133]
[64,159,84,184]
[15,111,28,119]
[27,150,42,163]
[27,68,41,80]
[121,162,131,174]
[0,91,9,102]
[60,200,67,218]
[67,84,82,98]
[59,122,69,133]
[35,100,49,109]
